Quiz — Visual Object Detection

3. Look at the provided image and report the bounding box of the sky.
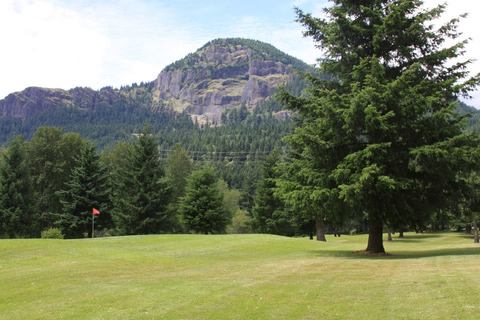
[0,0,479,107]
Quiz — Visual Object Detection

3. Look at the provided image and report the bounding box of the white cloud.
[292,0,311,6]
[422,0,480,106]
[70,0,207,87]
[0,0,108,95]
[0,0,204,98]
[229,16,320,65]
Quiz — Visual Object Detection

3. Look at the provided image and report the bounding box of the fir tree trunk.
[387,231,392,241]
[465,224,472,234]
[366,217,385,254]
[399,230,404,238]
[315,216,326,242]
[473,220,479,244]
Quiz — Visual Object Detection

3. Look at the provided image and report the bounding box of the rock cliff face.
[153,38,308,124]
[0,38,310,124]
[0,87,74,119]
[0,86,128,119]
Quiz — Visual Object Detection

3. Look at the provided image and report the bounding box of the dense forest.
[0,101,297,238]
[0,98,478,240]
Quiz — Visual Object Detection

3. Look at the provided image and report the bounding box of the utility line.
[157,149,282,154]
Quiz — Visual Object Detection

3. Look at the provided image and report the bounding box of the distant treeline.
[0,122,474,239]
[0,126,253,238]
[0,95,479,238]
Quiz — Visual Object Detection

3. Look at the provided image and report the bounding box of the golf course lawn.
[0,233,479,319]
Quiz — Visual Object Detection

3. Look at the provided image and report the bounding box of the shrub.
[227,210,252,234]
[41,228,64,239]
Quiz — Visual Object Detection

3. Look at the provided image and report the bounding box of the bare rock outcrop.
[153,38,306,124]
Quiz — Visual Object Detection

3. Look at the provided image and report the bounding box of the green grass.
[0,233,479,319]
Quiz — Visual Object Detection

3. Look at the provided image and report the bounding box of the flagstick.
[92,213,95,238]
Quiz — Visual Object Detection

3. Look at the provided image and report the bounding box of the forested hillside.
[0,38,309,145]
[458,101,480,133]
[0,37,477,149]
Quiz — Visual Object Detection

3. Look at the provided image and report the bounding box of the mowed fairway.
[0,233,479,319]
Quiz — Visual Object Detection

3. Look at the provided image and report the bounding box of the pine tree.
[28,127,86,230]
[0,137,35,238]
[165,144,193,203]
[115,129,174,234]
[252,152,295,236]
[58,143,112,238]
[180,166,229,234]
[279,1,480,253]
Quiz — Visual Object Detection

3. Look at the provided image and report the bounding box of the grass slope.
[0,233,479,319]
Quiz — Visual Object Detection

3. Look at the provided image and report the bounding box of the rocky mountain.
[0,38,310,127]
[0,86,123,119]
[153,38,310,123]
[0,38,478,146]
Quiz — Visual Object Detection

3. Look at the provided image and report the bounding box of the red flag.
[92,208,100,216]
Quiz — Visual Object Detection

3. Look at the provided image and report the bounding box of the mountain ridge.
[0,37,478,146]
[153,38,311,123]
[0,38,311,126]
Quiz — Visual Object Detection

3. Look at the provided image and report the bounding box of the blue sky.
[0,0,479,107]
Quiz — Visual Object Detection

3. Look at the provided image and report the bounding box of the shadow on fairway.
[385,233,475,243]
[395,234,443,240]
[458,234,477,240]
[388,236,442,243]
[310,247,480,260]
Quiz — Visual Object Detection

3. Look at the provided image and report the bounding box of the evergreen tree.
[101,141,134,233]
[0,137,35,237]
[458,173,480,243]
[218,179,241,219]
[115,129,174,234]
[180,166,229,234]
[28,127,86,229]
[239,165,259,212]
[58,143,112,238]
[252,152,295,236]
[165,144,193,203]
[278,1,480,253]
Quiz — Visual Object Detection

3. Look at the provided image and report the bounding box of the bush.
[41,228,64,239]
[227,210,252,234]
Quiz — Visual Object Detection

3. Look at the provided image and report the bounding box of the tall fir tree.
[278,1,480,253]
[28,127,86,230]
[252,152,295,236]
[0,137,35,238]
[58,143,112,238]
[114,129,174,234]
[180,166,229,234]
[165,144,193,204]
[458,173,480,243]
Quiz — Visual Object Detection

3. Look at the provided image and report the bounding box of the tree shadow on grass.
[387,238,428,243]
[457,234,476,240]
[392,233,475,243]
[310,247,480,260]
[395,234,443,240]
